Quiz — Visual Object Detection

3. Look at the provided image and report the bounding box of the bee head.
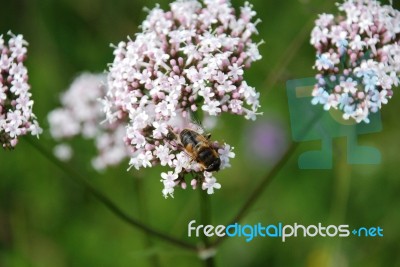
[166,126,177,141]
[205,157,221,172]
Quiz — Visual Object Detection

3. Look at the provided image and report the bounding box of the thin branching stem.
[25,137,197,251]
[211,111,323,247]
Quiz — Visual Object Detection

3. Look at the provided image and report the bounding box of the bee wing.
[187,110,216,139]
[181,150,207,171]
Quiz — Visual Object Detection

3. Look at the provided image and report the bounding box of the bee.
[168,127,221,172]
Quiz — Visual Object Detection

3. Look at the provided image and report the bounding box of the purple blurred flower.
[245,119,288,165]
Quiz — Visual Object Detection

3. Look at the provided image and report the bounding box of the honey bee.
[168,127,221,172]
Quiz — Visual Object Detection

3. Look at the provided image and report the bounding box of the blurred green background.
[1,0,400,266]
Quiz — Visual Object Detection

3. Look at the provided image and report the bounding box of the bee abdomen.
[198,147,218,166]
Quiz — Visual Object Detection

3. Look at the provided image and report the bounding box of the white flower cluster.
[48,73,131,170]
[104,0,260,198]
[310,0,400,123]
[0,32,42,148]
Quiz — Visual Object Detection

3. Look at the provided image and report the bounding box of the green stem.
[134,177,161,267]
[199,188,216,267]
[261,1,334,95]
[211,111,323,247]
[24,137,197,252]
[262,17,315,95]
[330,142,351,224]
[325,141,351,266]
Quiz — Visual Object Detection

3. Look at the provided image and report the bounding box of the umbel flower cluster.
[311,0,400,123]
[0,32,41,148]
[103,0,261,197]
[48,73,131,170]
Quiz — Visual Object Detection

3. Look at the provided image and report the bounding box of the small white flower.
[202,100,221,116]
[310,27,329,45]
[311,87,329,105]
[340,78,358,94]
[154,144,175,166]
[162,187,175,199]
[161,171,179,187]
[227,63,244,80]
[358,13,373,33]
[0,87,6,101]
[128,155,142,171]
[172,151,191,173]
[198,86,215,99]
[218,144,235,169]
[228,99,243,114]
[315,54,334,70]
[155,101,171,117]
[130,130,147,148]
[217,80,236,93]
[218,144,235,159]
[29,122,43,137]
[138,150,153,168]
[349,35,366,50]
[371,89,388,109]
[0,54,11,70]
[161,171,179,198]
[53,144,73,161]
[6,110,23,126]
[152,121,168,139]
[202,173,221,194]
[132,112,149,129]
[5,123,21,138]
[315,13,334,28]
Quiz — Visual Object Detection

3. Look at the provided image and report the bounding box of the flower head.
[0,32,42,148]
[103,0,261,197]
[48,73,131,170]
[310,0,400,123]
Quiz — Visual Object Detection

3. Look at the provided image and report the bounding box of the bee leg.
[164,126,183,149]
[205,133,211,140]
[199,165,207,172]
[166,140,182,151]
[145,137,156,142]
[176,143,185,150]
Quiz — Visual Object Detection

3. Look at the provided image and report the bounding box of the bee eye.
[166,131,175,140]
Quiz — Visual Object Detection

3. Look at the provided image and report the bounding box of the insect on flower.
[103,0,259,197]
[167,125,221,172]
